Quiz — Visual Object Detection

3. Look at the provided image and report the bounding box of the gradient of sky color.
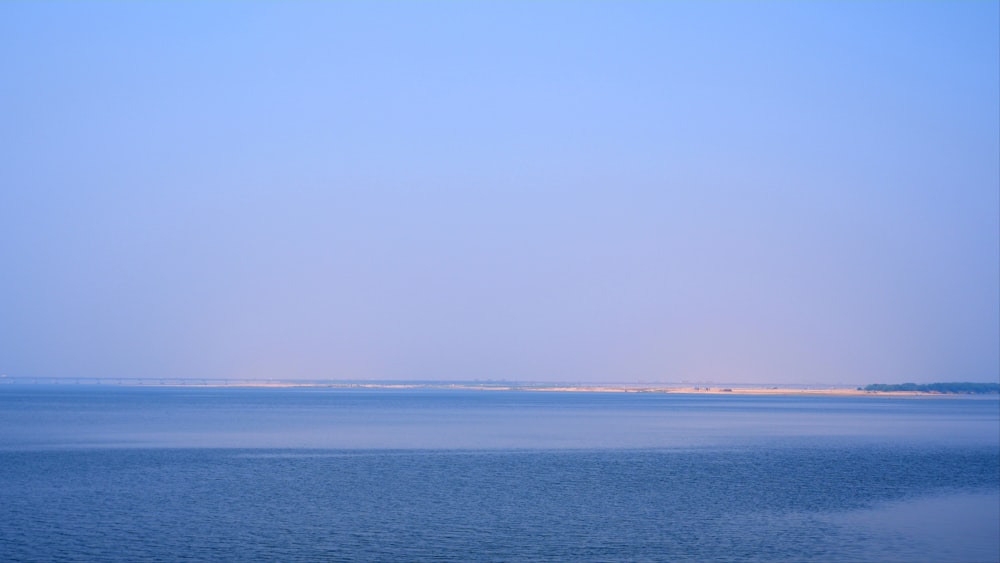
[2,2,997,384]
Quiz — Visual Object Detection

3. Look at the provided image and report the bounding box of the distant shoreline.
[3,379,995,397]
[218,383,987,397]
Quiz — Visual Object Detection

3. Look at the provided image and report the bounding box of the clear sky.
[1,2,997,384]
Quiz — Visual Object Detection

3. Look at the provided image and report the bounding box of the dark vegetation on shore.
[862,382,1000,394]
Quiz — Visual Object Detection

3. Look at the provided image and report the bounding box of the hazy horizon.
[2,2,998,385]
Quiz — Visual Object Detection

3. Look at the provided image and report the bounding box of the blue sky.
[2,2,997,384]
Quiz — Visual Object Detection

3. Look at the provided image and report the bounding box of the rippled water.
[1,386,997,562]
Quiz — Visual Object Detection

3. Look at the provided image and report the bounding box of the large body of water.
[1,386,997,562]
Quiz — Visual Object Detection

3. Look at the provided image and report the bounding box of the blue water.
[1,386,998,562]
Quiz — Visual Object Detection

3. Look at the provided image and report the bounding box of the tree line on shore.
[861,382,1000,394]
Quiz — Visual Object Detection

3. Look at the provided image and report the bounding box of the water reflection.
[823,491,1000,563]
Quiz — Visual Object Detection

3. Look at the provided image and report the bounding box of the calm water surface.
[1,386,997,562]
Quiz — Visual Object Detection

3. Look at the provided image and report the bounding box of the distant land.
[861,382,1000,394]
[1,377,998,396]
